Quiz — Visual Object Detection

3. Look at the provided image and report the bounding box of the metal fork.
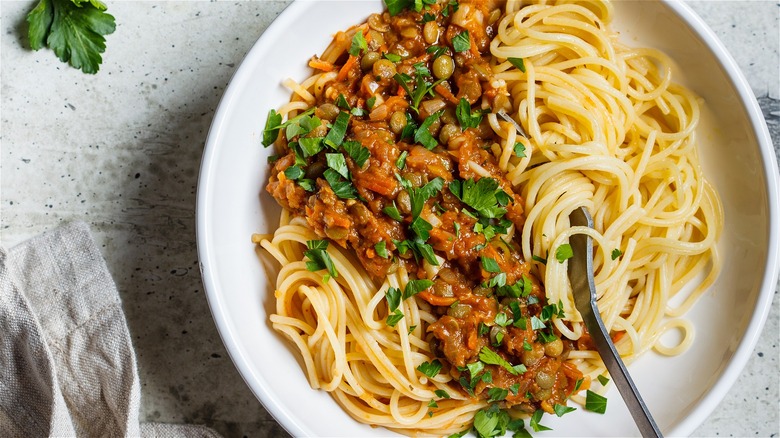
[567,206,663,438]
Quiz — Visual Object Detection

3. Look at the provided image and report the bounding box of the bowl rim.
[195,0,780,436]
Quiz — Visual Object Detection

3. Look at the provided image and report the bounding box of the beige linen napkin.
[0,222,219,438]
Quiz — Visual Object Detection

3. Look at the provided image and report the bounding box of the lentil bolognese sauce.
[255,0,722,435]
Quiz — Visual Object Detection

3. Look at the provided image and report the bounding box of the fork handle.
[568,207,663,438]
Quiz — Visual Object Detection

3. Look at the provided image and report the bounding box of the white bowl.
[196,1,779,436]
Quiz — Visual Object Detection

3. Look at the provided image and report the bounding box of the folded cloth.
[0,222,220,438]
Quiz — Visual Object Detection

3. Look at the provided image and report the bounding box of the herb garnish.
[555,243,573,263]
[508,57,526,73]
[456,98,484,129]
[348,30,367,57]
[585,390,608,414]
[27,0,116,74]
[452,30,470,52]
[304,240,338,280]
[416,359,442,378]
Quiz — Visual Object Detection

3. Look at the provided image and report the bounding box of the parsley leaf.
[383,203,403,221]
[414,111,443,150]
[324,111,350,148]
[513,142,526,158]
[326,153,350,180]
[487,387,508,403]
[342,141,370,168]
[27,0,116,74]
[298,137,324,157]
[396,150,408,169]
[585,390,608,414]
[597,374,610,386]
[384,0,413,15]
[455,98,483,130]
[375,241,389,258]
[407,176,444,218]
[481,256,501,273]
[384,52,402,62]
[323,168,357,199]
[283,165,304,180]
[403,279,434,299]
[385,287,402,312]
[448,178,506,219]
[530,410,551,432]
[416,359,442,378]
[410,217,433,241]
[386,309,404,326]
[555,244,573,263]
[262,110,283,147]
[348,30,367,57]
[478,347,524,375]
[553,404,576,417]
[304,240,338,279]
[434,389,451,399]
[452,30,470,52]
[611,248,623,260]
[508,57,526,72]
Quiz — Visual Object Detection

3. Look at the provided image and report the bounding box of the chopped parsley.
[304,240,338,280]
[394,72,445,114]
[396,150,408,169]
[283,165,304,180]
[342,141,370,168]
[382,203,403,221]
[415,111,442,149]
[375,241,389,258]
[326,153,350,180]
[478,346,525,375]
[555,243,573,263]
[532,254,547,265]
[486,387,508,403]
[513,141,527,158]
[262,107,316,147]
[323,168,357,199]
[417,359,442,378]
[403,278,434,299]
[529,409,551,432]
[508,57,526,73]
[298,137,325,157]
[324,111,350,148]
[452,30,470,53]
[403,176,444,218]
[386,309,404,326]
[385,286,403,326]
[611,248,623,260]
[585,390,608,414]
[410,217,433,241]
[384,52,402,63]
[434,389,451,399]
[481,256,501,273]
[553,404,576,417]
[455,98,484,129]
[426,45,448,59]
[597,374,610,386]
[348,30,367,57]
[448,177,507,219]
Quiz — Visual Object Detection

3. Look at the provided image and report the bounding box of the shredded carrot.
[611,330,626,344]
[308,57,335,72]
[337,55,358,82]
[417,291,458,307]
[434,83,459,104]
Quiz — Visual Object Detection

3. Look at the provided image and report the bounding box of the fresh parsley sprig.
[27,0,116,74]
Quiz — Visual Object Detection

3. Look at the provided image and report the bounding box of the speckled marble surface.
[1,1,778,437]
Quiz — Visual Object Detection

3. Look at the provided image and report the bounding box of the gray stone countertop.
[1,1,778,437]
